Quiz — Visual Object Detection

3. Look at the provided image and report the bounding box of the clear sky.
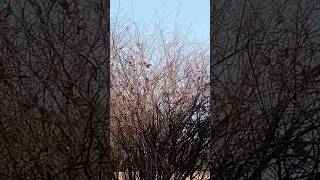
[111,0,209,43]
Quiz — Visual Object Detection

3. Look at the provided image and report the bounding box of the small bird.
[77,18,86,34]
[62,81,74,104]
[310,65,320,76]
[260,54,271,66]
[276,13,285,25]
[60,0,69,11]
[143,62,151,68]
[278,48,289,57]
[59,0,70,18]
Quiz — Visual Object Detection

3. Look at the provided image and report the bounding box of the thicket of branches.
[110,20,210,179]
[1,0,320,179]
[210,0,320,179]
[0,0,112,179]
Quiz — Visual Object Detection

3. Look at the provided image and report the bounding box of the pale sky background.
[110,0,210,43]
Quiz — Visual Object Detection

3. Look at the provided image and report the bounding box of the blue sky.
[111,0,209,43]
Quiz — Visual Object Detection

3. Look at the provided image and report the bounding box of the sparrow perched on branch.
[143,62,151,68]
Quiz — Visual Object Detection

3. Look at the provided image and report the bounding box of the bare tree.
[210,0,320,179]
[0,0,112,179]
[110,21,210,179]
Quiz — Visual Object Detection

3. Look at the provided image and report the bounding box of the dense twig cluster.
[0,0,112,179]
[210,0,320,179]
[110,21,210,179]
[1,0,320,179]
